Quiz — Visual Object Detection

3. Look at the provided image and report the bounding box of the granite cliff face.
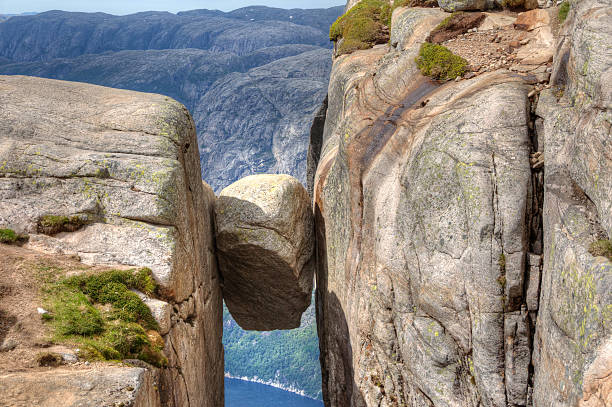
[0,6,341,192]
[311,1,611,406]
[0,6,341,398]
[0,76,223,407]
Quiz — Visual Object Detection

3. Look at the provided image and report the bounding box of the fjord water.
[225,378,324,407]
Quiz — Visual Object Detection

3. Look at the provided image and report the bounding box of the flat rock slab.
[0,367,161,407]
[215,174,314,330]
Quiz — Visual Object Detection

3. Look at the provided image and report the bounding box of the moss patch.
[37,352,63,367]
[0,228,29,245]
[37,215,87,235]
[408,0,438,7]
[416,42,468,80]
[501,0,526,9]
[588,239,612,261]
[41,267,166,367]
[330,0,410,56]
[558,1,570,23]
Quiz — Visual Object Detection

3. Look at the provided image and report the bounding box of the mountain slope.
[0,7,341,191]
[0,5,341,398]
[0,10,330,62]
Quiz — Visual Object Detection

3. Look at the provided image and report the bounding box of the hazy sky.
[1,1,344,15]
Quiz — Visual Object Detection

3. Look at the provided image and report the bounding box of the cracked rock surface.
[311,2,611,406]
[215,174,315,330]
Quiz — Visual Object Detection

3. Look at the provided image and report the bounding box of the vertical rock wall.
[312,2,611,406]
[532,1,612,405]
[0,75,223,406]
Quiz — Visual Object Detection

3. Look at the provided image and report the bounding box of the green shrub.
[0,228,17,243]
[415,42,468,80]
[42,267,165,367]
[589,239,612,261]
[558,1,570,23]
[37,352,63,367]
[37,215,87,235]
[330,0,395,55]
[0,228,29,245]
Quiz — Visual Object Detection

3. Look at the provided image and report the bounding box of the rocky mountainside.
[0,6,341,399]
[0,6,342,192]
[2,1,610,407]
[310,1,611,406]
[0,78,317,406]
[0,76,223,406]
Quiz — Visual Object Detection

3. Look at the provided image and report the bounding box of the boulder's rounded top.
[218,174,308,219]
[220,174,302,197]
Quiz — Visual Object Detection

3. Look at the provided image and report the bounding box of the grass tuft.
[37,215,87,235]
[588,239,612,261]
[0,228,29,245]
[415,42,468,80]
[558,1,570,23]
[436,12,462,30]
[41,267,166,367]
[37,352,63,367]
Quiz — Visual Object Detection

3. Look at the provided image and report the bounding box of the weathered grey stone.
[526,254,542,312]
[0,367,161,407]
[505,309,531,406]
[215,174,314,330]
[437,0,491,11]
[531,1,612,405]
[0,76,223,407]
[60,353,79,364]
[312,5,541,406]
[0,339,17,352]
[133,291,173,336]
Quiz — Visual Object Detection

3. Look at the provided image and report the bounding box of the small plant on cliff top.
[37,214,87,235]
[558,1,570,23]
[416,42,468,80]
[330,0,389,55]
[588,239,612,261]
[42,267,166,367]
[0,228,29,245]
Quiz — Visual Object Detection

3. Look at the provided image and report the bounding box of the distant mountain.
[0,6,342,191]
[0,8,339,63]
[0,5,342,398]
[0,12,37,22]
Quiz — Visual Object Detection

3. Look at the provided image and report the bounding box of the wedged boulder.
[0,76,223,407]
[215,174,314,330]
